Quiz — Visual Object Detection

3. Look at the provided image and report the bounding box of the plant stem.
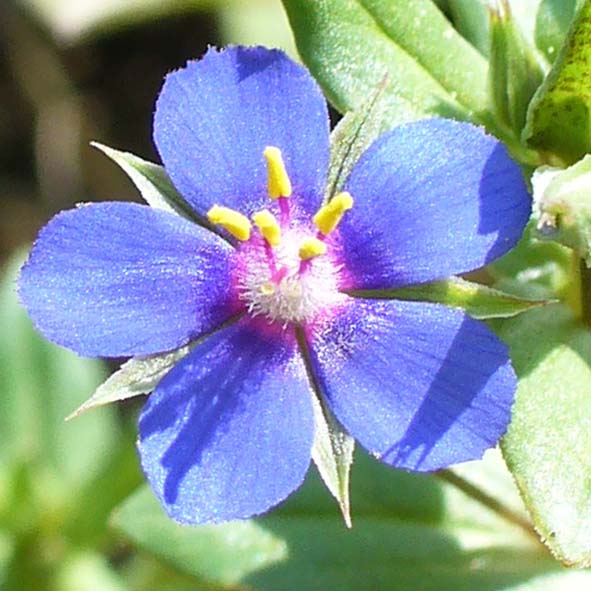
[435,469,539,541]
[578,259,591,328]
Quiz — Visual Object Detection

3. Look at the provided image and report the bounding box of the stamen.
[299,237,327,260]
[252,209,281,246]
[313,191,354,235]
[264,146,292,199]
[207,205,251,241]
[278,196,290,227]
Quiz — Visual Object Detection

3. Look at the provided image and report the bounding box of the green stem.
[435,469,539,541]
[579,259,591,328]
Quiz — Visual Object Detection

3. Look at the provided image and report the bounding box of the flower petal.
[306,299,516,471]
[19,202,237,357]
[138,319,314,524]
[340,118,531,290]
[154,46,330,219]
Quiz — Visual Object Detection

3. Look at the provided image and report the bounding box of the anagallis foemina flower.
[19,46,531,524]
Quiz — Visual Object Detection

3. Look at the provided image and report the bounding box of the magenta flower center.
[237,218,345,325]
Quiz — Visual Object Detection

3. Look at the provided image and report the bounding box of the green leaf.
[345,276,548,319]
[53,551,131,591]
[63,435,143,546]
[282,0,490,127]
[0,532,13,590]
[499,304,591,566]
[444,0,490,56]
[524,0,591,164]
[0,253,119,491]
[114,451,589,590]
[325,79,387,201]
[535,0,581,61]
[244,519,585,591]
[67,345,190,419]
[113,489,288,588]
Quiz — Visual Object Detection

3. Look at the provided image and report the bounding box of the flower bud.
[532,155,591,264]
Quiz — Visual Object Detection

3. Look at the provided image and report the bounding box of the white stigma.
[238,228,343,324]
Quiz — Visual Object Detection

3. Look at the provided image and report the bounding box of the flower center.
[236,226,342,324]
[207,146,353,325]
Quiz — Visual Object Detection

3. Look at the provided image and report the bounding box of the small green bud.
[488,0,546,135]
[532,155,591,265]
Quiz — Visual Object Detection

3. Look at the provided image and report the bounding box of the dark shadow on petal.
[139,325,291,505]
[234,46,282,81]
[480,143,531,264]
[381,315,508,470]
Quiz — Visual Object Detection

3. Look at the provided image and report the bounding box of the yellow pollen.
[313,191,354,235]
[252,209,281,247]
[260,282,276,296]
[207,205,251,241]
[264,146,292,199]
[299,237,327,261]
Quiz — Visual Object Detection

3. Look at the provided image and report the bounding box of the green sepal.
[91,142,206,226]
[66,346,191,420]
[345,276,549,319]
[296,328,354,526]
[325,79,386,202]
[66,313,244,420]
[488,0,546,135]
[309,391,354,527]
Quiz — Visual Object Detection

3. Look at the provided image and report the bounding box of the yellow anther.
[264,146,292,199]
[299,237,327,261]
[252,209,281,247]
[313,191,354,235]
[207,205,251,241]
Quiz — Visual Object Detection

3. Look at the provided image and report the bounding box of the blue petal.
[138,319,314,524]
[154,47,330,218]
[340,118,531,290]
[19,202,237,357]
[306,299,516,471]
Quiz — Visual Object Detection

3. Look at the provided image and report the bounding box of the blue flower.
[19,47,531,524]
